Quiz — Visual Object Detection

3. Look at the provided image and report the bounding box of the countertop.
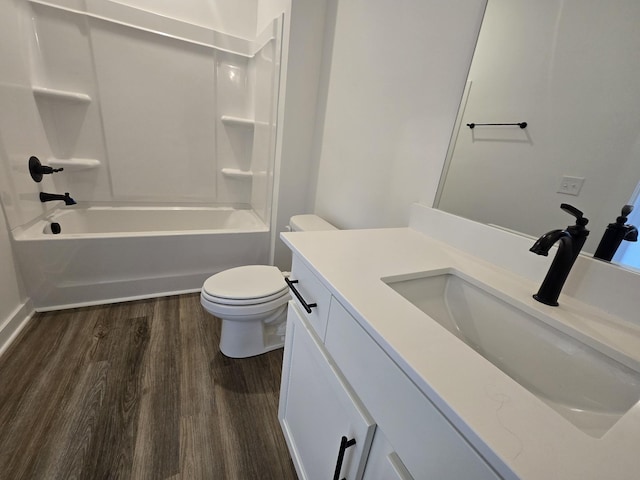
[281,227,640,480]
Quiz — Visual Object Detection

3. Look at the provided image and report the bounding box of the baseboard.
[0,300,35,358]
[34,287,202,313]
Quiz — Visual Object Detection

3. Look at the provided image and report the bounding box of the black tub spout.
[39,192,76,206]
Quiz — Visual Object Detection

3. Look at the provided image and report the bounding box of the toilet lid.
[202,265,287,301]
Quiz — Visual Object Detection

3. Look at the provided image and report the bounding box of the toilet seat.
[202,265,287,302]
[201,265,290,318]
[201,287,288,306]
[201,291,289,318]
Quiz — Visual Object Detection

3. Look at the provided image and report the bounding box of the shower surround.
[2,0,284,309]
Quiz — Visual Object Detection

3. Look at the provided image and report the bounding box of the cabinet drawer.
[287,255,332,340]
[325,299,501,480]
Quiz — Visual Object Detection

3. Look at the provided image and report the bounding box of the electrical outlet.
[558,176,585,196]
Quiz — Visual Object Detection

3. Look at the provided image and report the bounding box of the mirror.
[435,0,640,271]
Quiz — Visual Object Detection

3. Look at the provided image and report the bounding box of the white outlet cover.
[558,175,585,196]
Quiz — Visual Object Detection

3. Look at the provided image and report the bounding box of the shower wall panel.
[250,19,282,223]
[90,21,219,201]
[216,54,254,204]
[6,0,282,233]
[27,3,112,204]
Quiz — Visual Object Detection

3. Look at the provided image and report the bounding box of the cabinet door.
[362,430,413,480]
[279,303,375,480]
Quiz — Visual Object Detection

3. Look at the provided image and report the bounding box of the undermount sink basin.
[382,268,640,438]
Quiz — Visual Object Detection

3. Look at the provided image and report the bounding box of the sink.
[382,268,640,438]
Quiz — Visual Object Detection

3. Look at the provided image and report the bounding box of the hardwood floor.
[0,294,297,479]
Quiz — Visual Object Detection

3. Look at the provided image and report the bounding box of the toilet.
[200,215,337,358]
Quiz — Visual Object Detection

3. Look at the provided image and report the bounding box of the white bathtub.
[13,206,270,311]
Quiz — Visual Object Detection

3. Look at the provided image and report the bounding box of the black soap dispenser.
[593,205,638,261]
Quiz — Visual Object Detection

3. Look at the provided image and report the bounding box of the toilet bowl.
[200,215,337,358]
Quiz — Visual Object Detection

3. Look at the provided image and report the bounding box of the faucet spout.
[39,192,77,206]
[530,204,589,306]
[529,229,569,256]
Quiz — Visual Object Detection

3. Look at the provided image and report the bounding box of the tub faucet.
[39,191,76,206]
[530,204,589,306]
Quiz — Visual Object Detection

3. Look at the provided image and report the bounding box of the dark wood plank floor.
[0,293,297,480]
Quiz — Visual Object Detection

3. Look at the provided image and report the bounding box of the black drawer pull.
[284,278,317,313]
[333,435,356,480]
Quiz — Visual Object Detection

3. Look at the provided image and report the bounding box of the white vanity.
[278,204,640,479]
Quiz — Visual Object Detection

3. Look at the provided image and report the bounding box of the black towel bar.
[467,122,527,129]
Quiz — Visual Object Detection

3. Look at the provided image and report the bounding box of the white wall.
[256,0,287,32]
[0,0,33,350]
[268,0,333,269]
[0,208,26,323]
[0,0,57,232]
[30,0,278,206]
[113,0,258,38]
[312,0,487,229]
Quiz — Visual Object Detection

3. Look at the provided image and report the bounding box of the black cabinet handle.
[284,277,317,313]
[332,435,356,480]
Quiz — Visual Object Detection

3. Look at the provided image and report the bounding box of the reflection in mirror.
[435,0,640,271]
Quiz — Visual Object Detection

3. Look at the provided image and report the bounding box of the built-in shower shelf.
[221,168,253,179]
[49,158,101,171]
[221,115,255,127]
[32,86,92,104]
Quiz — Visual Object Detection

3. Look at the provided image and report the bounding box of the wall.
[265,0,334,270]
[0,206,31,355]
[0,0,34,353]
[312,0,487,229]
[0,0,56,232]
[257,0,287,32]
[113,0,258,39]
[0,0,282,234]
[437,0,640,254]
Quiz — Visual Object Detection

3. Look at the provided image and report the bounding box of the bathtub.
[12,205,270,311]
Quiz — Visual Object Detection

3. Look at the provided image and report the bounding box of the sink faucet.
[593,204,638,262]
[39,191,77,206]
[530,204,589,306]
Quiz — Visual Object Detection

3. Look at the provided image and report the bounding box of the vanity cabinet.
[280,254,502,480]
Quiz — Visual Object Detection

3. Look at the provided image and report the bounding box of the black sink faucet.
[39,192,76,206]
[593,204,638,262]
[530,204,589,306]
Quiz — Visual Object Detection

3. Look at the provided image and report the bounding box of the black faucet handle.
[561,203,588,226]
[29,156,64,182]
[619,204,634,221]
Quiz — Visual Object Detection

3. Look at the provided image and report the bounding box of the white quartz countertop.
[281,227,640,480]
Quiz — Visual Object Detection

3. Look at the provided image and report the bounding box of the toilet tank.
[289,215,337,232]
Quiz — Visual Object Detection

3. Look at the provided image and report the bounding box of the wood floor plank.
[38,361,110,480]
[132,296,184,479]
[81,309,150,480]
[0,310,101,479]
[0,293,296,480]
[176,295,228,478]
